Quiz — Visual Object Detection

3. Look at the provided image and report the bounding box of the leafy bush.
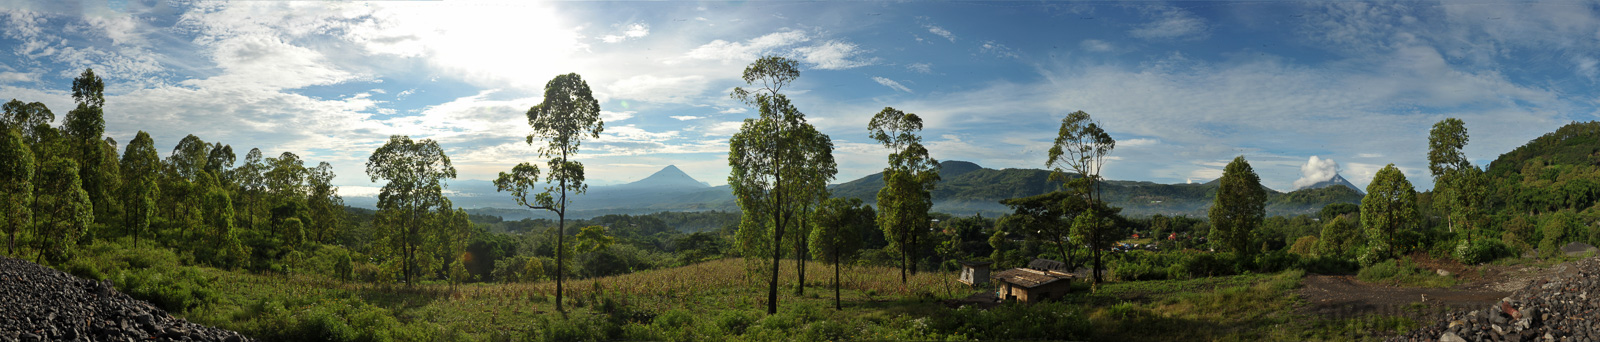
[1455,238,1513,265]
[117,266,216,314]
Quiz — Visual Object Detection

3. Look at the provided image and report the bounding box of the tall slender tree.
[307,162,344,244]
[63,69,117,231]
[493,73,603,313]
[119,131,160,247]
[1209,155,1267,256]
[1427,118,1482,235]
[868,107,939,283]
[1,128,33,255]
[368,136,457,284]
[728,56,837,314]
[1046,110,1116,286]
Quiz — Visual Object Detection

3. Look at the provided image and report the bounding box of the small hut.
[956,260,993,286]
[991,259,1075,303]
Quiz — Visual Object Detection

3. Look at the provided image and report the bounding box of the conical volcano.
[616,165,711,190]
[1303,173,1363,194]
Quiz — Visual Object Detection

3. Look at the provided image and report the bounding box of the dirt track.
[1296,257,1557,319]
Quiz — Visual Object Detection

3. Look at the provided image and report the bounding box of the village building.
[991,259,1075,303]
[956,260,993,286]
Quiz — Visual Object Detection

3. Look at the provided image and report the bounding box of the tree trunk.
[794,207,806,295]
[556,210,565,313]
[768,173,783,315]
[834,251,842,310]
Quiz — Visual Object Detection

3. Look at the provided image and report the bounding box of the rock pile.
[0,257,253,342]
[1394,257,1600,342]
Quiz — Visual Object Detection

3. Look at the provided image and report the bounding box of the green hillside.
[829,161,1361,217]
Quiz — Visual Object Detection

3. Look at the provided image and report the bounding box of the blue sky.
[2,1,1596,198]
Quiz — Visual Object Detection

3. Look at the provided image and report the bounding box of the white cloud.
[606,75,708,104]
[600,110,635,122]
[980,40,1018,59]
[698,121,745,137]
[1292,156,1341,190]
[1357,153,1384,158]
[680,29,875,69]
[925,24,955,42]
[718,107,748,114]
[1576,56,1599,80]
[907,62,933,74]
[669,115,702,121]
[871,76,912,93]
[793,40,876,70]
[681,29,810,63]
[1129,6,1208,40]
[1081,39,1113,52]
[184,34,355,90]
[1120,138,1159,147]
[600,23,649,43]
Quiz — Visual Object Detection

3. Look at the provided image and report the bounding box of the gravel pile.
[0,257,253,342]
[1394,257,1600,342]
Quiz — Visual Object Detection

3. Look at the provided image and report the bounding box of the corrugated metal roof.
[992,268,1072,289]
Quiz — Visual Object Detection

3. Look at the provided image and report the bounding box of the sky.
[2,0,1597,198]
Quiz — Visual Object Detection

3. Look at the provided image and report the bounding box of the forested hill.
[1486,121,1600,178]
[1481,121,1600,215]
[828,161,1362,217]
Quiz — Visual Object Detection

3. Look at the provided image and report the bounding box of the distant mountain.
[828,160,1354,217]
[1300,173,1363,194]
[613,165,711,190]
[344,165,736,220]
[346,161,1361,220]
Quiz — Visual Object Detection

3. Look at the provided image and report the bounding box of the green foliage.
[1538,211,1581,259]
[33,157,92,263]
[1454,238,1512,265]
[1316,215,1360,259]
[0,127,33,256]
[1046,110,1117,284]
[1210,156,1267,257]
[1361,164,1418,264]
[1287,235,1318,256]
[119,131,159,247]
[367,135,458,284]
[727,56,836,314]
[1,99,55,141]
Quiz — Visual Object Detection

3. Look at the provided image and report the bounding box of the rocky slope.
[1393,257,1600,341]
[0,257,252,342]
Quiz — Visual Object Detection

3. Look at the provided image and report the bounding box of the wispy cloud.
[1081,39,1113,52]
[925,24,955,42]
[871,76,912,93]
[600,23,650,43]
[1129,6,1208,40]
[907,62,933,74]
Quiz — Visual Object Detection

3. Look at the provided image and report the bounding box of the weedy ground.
[55,239,1432,341]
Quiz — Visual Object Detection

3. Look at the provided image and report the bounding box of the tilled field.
[1394,257,1600,342]
[0,257,253,342]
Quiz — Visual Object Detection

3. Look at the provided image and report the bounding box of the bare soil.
[1297,254,1557,319]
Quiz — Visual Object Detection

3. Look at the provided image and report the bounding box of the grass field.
[54,238,1425,341]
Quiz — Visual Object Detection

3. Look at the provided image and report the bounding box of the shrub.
[715,310,758,336]
[1288,236,1318,256]
[1455,238,1512,265]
